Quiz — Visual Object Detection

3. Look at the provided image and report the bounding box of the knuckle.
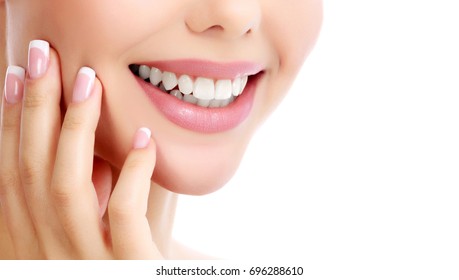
[50,184,73,207]
[19,159,45,186]
[0,170,20,190]
[23,90,49,109]
[49,177,77,208]
[108,199,137,223]
[0,175,18,199]
[61,112,86,131]
[1,116,20,133]
[123,158,147,172]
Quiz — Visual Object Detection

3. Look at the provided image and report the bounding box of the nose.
[185,0,261,40]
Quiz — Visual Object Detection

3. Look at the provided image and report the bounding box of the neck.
[146,181,178,258]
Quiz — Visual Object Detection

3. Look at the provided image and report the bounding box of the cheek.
[272,0,323,67]
[259,0,323,115]
[43,0,179,104]
[265,0,323,69]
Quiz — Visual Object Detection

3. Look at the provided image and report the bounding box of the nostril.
[202,25,225,36]
[189,24,225,36]
[208,25,224,32]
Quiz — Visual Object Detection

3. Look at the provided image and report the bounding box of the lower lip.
[134,75,259,133]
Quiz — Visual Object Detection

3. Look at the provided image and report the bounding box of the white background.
[173,0,459,278]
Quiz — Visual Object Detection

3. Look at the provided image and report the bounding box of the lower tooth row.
[167,88,235,108]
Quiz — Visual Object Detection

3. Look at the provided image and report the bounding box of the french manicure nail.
[28,40,50,79]
[4,66,25,104]
[133,127,151,149]
[72,67,96,103]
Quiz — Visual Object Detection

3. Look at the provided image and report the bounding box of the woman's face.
[6,0,322,194]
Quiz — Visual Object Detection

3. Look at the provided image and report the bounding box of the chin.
[151,138,249,195]
[153,166,235,196]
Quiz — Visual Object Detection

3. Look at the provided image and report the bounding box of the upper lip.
[133,59,264,80]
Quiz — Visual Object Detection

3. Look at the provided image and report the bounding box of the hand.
[0,40,162,259]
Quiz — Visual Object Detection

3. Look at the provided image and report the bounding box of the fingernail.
[28,40,50,79]
[4,66,25,104]
[72,67,96,103]
[133,127,151,149]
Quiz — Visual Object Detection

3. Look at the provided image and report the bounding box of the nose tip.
[185,0,261,40]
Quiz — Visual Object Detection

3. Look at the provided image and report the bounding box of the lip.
[131,60,264,133]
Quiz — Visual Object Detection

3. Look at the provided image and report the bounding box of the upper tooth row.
[138,65,249,100]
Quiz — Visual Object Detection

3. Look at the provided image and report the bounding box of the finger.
[0,66,41,258]
[19,41,72,257]
[109,128,162,259]
[51,68,108,258]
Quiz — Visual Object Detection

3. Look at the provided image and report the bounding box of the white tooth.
[197,99,211,108]
[193,78,215,100]
[139,65,150,80]
[150,67,162,86]
[162,71,178,90]
[178,75,193,95]
[183,94,198,105]
[232,77,242,96]
[240,76,248,93]
[209,99,222,108]
[159,83,167,92]
[220,98,230,107]
[170,89,183,100]
[215,80,232,100]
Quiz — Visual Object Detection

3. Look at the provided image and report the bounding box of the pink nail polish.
[72,67,96,103]
[133,127,151,149]
[28,40,50,79]
[4,66,25,104]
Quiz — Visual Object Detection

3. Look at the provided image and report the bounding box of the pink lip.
[137,59,264,80]
[132,60,263,133]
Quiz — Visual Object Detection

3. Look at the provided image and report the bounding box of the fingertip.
[4,66,26,104]
[133,127,151,149]
[23,43,61,95]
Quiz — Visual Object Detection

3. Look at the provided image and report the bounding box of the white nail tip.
[29,40,50,56]
[79,67,96,80]
[139,127,152,139]
[6,66,26,81]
